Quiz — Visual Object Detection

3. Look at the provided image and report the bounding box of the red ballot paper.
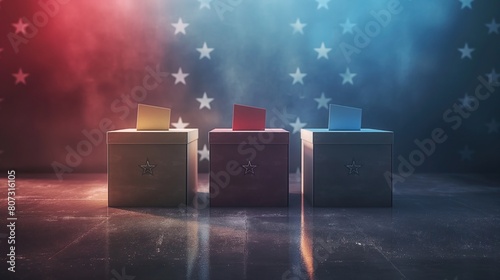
[232,104,266,130]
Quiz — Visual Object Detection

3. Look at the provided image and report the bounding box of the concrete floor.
[0,173,499,280]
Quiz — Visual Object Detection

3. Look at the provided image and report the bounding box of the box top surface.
[209,128,289,144]
[211,128,287,133]
[304,128,391,133]
[301,128,393,144]
[107,128,198,144]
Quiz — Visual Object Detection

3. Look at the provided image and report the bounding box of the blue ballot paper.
[328,104,362,130]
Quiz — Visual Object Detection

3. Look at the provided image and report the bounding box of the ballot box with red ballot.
[209,104,289,207]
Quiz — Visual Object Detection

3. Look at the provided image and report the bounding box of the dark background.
[0,0,499,178]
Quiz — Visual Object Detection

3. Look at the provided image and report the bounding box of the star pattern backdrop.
[0,0,499,177]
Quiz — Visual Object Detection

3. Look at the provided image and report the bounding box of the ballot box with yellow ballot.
[107,104,198,207]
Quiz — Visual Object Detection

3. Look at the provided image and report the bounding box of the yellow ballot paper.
[136,104,171,130]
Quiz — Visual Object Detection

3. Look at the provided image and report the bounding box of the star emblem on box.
[242,161,257,175]
[139,159,157,175]
[345,159,361,175]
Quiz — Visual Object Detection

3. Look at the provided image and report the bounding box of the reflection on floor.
[0,173,499,279]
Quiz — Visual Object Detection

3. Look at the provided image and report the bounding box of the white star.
[340,68,357,85]
[289,68,307,85]
[198,144,210,161]
[196,42,214,59]
[458,145,474,161]
[172,117,189,129]
[12,18,29,35]
[198,0,212,9]
[458,43,474,59]
[196,92,214,110]
[340,18,356,34]
[486,119,499,134]
[13,68,29,85]
[316,0,330,9]
[172,68,189,85]
[289,117,307,134]
[486,69,500,84]
[314,42,331,59]
[314,93,332,110]
[172,18,189,35]
[486,18,499,34]
[458,93,476,109]
[290,18,307,34]
[459,0,473,9]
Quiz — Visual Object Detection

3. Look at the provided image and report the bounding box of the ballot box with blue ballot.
[301,104,393,207]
